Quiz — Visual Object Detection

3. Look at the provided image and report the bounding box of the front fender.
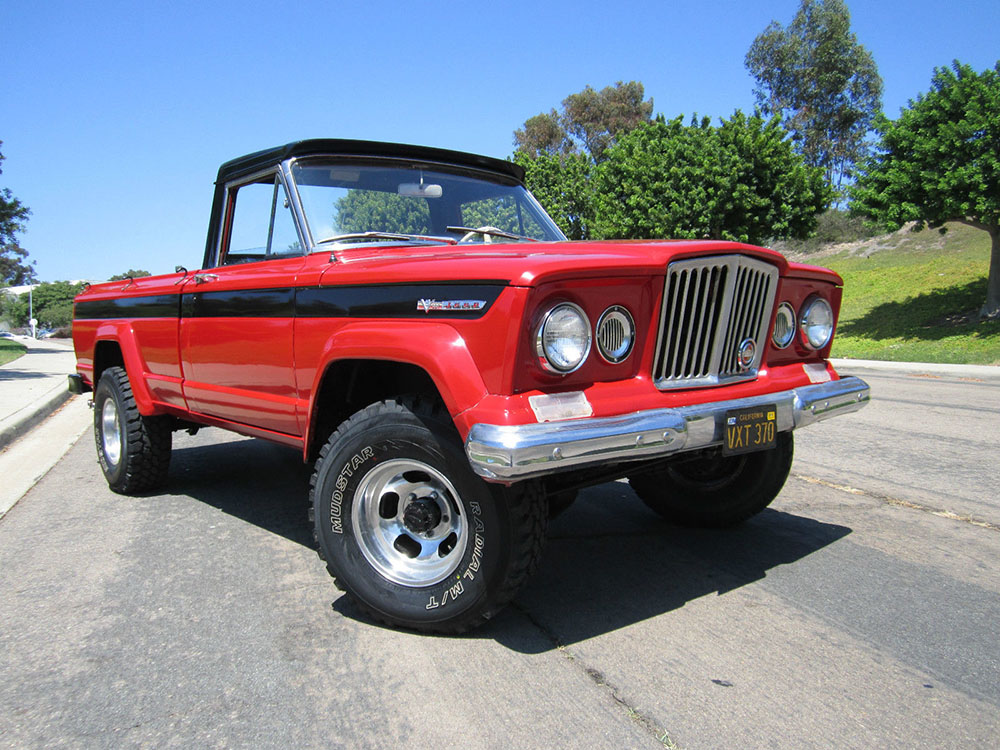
[302,319,489,433]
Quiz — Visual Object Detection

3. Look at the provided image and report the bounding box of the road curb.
[832,358,1000,382]
[0,383,76,452]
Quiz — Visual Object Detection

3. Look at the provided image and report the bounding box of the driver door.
[180,170,306,437]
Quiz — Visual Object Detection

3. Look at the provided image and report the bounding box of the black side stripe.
[181,288,295,318]
[297,284,504,319]
[74,284,506,320]
[74,295,181,319]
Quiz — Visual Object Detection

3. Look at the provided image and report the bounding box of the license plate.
[723,405,777,456]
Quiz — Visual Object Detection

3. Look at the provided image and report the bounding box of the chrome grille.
[652,256,778,389]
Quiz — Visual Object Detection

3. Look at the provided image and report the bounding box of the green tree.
[746,0,883,196]
[513,81,652,239]
[851,61,1000,318]
[594,113,831,244]
[108,269,152,281]
[514,81,653,162]
[513,110,569,158]
[0,141,37,286]
[334,190,431,235]
[2,281,84,328]
[514,151,594,239]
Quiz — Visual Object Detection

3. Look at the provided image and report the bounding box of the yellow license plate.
[723,405,777,456]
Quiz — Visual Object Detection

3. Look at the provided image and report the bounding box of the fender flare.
[305,321,488,450]
[93,322,158,415]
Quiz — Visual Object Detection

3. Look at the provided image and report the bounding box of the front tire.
[311,398,547,633]
[629,432,793,528]
[93,366,172,494]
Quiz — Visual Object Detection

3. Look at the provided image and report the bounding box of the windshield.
[290,160,566,247]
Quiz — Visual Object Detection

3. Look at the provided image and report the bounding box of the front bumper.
[465,376,870,481]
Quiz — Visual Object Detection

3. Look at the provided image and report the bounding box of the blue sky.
[3,0,998,282]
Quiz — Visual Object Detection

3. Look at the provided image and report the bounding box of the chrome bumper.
[466,376,870,481]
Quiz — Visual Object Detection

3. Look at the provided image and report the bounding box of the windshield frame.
[284,155,567,253]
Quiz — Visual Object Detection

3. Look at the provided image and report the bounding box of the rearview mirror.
[398,182,442,198]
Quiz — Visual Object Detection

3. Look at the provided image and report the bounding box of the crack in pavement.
[509,602,680,748]
[793,473,1000,532]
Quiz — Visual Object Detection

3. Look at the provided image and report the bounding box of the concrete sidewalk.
[0,335,80,451]
[832,357,1000,382]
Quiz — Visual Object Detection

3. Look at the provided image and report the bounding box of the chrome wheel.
[101,398,122,467]
[351,458,468,587]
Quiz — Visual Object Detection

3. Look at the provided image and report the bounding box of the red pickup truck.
[71,139,869,632]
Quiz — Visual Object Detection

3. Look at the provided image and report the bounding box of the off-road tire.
[93,366,172,494]
[310,397,547,633]
[629,432,794,528]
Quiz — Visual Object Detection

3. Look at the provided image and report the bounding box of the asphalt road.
[1,367,998,749]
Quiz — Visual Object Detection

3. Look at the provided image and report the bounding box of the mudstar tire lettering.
[330,446,374,533]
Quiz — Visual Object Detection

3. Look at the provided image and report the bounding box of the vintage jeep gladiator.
[71,139,869,632]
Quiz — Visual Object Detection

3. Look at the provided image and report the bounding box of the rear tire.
[310,398,547,633]
[93,366,172,494]
[629,432,793,528]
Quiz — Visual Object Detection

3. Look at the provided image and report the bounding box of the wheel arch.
[302,324,490,462]
[91,328,157,415]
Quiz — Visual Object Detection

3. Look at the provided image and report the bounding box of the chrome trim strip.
[466,376,870,481]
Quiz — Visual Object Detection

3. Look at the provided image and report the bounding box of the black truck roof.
[203,139,525,267]
[216,139,525,184]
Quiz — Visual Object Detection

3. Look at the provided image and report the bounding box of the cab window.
[223,175,302,264]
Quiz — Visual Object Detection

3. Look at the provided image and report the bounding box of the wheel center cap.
[402,496,442,534]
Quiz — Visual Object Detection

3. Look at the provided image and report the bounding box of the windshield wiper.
[447,226,540,243]
[317,231,458,246]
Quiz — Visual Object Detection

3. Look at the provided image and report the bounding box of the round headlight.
[800,296,834,350]
[771,302,796,349]
[596,306,635,363]
[536,303,592,373]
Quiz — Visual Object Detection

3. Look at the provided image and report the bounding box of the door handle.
[193,273,219,285]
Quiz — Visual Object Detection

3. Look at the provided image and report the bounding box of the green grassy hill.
[779,222,1000,365]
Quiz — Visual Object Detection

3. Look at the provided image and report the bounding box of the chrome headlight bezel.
[536,302,592,374]
[771,302,796,349]
[595,305,635,364]
[799,296,834,350]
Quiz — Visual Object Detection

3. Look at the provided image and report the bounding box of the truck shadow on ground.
[481,482,852,652]
[168,436,851,652]
[167,435,315,548]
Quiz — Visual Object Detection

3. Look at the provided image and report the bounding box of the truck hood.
[327,239,840,286]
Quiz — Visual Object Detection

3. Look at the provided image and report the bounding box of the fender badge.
[416,299,487,313]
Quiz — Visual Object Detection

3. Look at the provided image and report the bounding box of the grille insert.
[653,256,778,389]
[596,306,635,363]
